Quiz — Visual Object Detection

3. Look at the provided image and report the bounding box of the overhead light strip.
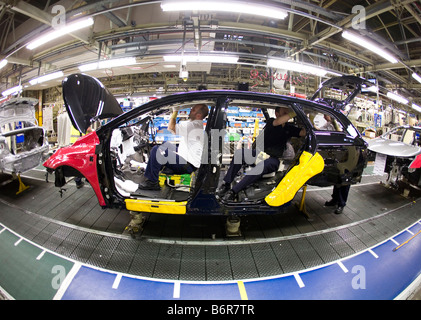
[163,54,239,64]
[412,103,421,113]
[78,57,137,71]
[342,31,398,64]
[27,17,94,50]
[412,72,421,84]
[387,91,408,105]
[161,0,288,19]
[29,71,64,85]
[0,59,7,70]
[267,58,329,77]
[2,85,22,97]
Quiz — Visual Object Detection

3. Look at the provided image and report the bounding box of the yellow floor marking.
[237,281,248,300]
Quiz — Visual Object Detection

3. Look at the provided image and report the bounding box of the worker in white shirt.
[138,104,208,190]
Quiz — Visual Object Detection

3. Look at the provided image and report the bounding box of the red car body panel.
[410,154,421,169]
[43,132,106,206]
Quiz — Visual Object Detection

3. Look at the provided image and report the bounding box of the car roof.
[127,89,337,113]
[97,89,351,138]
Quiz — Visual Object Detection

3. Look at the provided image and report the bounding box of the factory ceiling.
[0,0,421,109]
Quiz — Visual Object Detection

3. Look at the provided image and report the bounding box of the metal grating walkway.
[0,167,420,283]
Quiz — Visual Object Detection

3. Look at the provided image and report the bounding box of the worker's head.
[189,103,209,120]
[275,106,290,117]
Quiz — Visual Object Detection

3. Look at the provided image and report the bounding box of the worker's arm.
[299,128,306,137]
[272,110,296,127]
[168,109,178,133]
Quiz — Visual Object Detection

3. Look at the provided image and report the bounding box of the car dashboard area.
[109,123,194,202]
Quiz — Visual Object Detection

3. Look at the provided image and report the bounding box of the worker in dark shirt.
[220,106,306,201]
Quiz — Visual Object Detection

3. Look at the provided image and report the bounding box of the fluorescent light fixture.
[78,62,99,72]
[367,86,379,93]
[2,85,22,97]
[327,71,342,77]
[0,59,7,70]
[412,103,421,113]
[161,0,288,19]
[179,70,188,80]
[29,71,64,85]
[267,58,327,77]
[387,91,408,105]
[163,54,239,64]
[179,63,189,81]
[78,57,137,71]
[362,84,378,93]
[342,31,398,64]
[412,72,421,84]
[27,17,94,50]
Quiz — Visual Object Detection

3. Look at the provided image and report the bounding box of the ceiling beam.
[2,0,94,47]
[351,59,421,73]
[404,3,421,26]
[5,56,56,70]
[290,0,396,59]
[85,0,126,28]
[292,0,338,33]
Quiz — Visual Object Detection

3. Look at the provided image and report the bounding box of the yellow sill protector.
[125,199,187,214]
[265,151,324,207]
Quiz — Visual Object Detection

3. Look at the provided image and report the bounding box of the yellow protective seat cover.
[265,151,324,207]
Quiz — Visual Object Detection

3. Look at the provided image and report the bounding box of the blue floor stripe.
[59,220,421,300]
[61,266,175,300]
[179,283,242,300]
[242,227,421,300]
[243,273,306,300]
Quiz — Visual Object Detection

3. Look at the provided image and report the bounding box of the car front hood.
[367,138,421,157]
[0,97,39,129]
[62,73,123,134]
